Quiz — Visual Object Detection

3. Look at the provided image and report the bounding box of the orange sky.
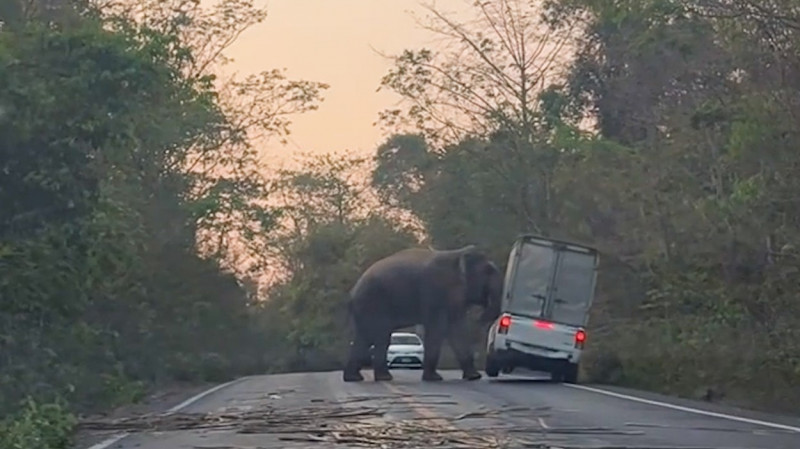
[220,0,469,160]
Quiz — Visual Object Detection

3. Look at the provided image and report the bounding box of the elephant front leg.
[371,330,393,382]
[446,320,481,381]
[421,314,447,381]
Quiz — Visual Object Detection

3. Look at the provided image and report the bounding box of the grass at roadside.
[582,317,800,416]
[0,400,76,449]
[1,382,221,449]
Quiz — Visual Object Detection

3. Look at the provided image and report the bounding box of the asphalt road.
[86,369,800,449]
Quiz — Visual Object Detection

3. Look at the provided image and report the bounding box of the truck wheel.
[485,355,500,378]
[562,363,579,384]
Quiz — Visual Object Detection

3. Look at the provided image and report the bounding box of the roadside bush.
[0,399,76,449]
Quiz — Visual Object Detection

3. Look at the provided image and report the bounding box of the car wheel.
[562,363,579,384]
[485,355,500,378]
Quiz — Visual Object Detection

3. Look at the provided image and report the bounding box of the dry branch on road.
[78,405,382,433]
[79,404,518,447]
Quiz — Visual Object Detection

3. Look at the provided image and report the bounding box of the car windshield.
[390,335,421,345]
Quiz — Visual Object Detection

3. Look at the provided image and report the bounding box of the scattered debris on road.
[274,419,517,448]
[79,403,528,447]
[78,396,649,448]
[328,393,451,405]
[78,405,383,433]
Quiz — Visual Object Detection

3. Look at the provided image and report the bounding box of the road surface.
[84,369,800,449]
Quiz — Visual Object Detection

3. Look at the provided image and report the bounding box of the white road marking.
[537,416,550,429]
[85,377,247,449]
[86,433,127,449]
[564,384,800,434]
[166,378,245,413]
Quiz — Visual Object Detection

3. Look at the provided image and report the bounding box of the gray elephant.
[343,245,503,382]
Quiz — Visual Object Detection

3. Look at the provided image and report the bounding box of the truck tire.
[563,362,579,384]
[485,355,500,378]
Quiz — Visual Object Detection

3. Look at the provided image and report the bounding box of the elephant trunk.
[478,263,503,324]
[478,291,502,324]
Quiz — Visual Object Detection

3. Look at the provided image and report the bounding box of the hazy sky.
[220,0,468,160]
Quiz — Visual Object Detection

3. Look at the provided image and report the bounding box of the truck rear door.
[502,238,564,350]
[502,237,598,354]
[548,245,598,329]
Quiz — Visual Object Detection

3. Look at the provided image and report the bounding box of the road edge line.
[85,376,248,449]
[563,383,800,433]
[85,433,128,449]
[166,377,247,414]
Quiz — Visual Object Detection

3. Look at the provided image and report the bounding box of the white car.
[386,332,424,369]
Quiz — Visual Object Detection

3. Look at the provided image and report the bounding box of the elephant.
[343,244,503,383]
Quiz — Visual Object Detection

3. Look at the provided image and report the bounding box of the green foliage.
[258,155,420,372]
[6,0,800,438]
[371,0,800,413]
[0,0,325,437]
[0,399,76,449]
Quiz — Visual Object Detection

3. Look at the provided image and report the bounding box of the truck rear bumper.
[491,336,581,362]
[490,347,577,373]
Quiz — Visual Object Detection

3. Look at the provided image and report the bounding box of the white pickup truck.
[485,235,599,383]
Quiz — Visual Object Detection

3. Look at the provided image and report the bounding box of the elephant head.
[450,246,503,323]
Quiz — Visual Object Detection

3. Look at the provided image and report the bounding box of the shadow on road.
[485,371,553,384]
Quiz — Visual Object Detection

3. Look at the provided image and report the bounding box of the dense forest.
[2,0,800,447]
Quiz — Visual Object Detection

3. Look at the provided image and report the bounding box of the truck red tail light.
[498,314,511,334]
[575,329,586,349]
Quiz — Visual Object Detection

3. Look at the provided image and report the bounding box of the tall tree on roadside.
[376,0,580,235]
[99,0,330,276]
[0,0,327,428]
[257,154,419,371]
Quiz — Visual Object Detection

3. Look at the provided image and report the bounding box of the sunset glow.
[215,0,470,160]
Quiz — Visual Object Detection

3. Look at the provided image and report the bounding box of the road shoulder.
[72,381,219,449]
[570,383,800,431]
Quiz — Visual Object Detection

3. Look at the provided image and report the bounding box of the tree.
[368,0,800,413]
[257,154,419,372]
[376,0,585,235]
[0,0,328,443]
[536,0,800,410]
[379,0,576,145]
[95,0,330,277]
